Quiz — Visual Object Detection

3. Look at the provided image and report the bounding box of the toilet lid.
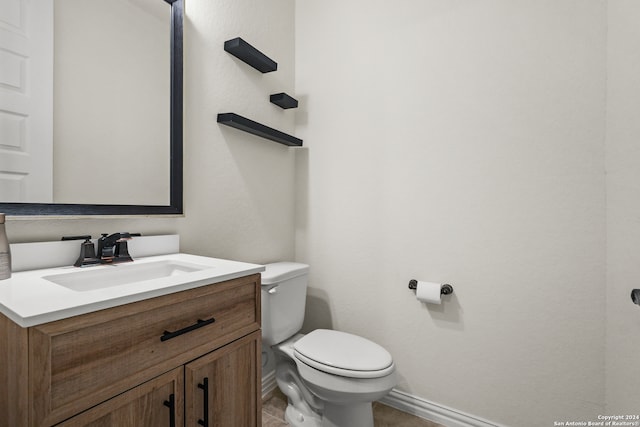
[293,329,394,379]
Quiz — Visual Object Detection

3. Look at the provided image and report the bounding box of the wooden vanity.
[0,273,262,427]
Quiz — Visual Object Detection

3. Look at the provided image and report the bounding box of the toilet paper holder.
[631,289,640,306]
[408,279,454,295]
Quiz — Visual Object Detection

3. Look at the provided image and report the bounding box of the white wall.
[295,1,607,425]
[605,0,640,413]
[7,0,297,268]
[176,0,296,262]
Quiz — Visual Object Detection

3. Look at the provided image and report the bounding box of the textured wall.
[294,1,607,425]
[605,0,640,414]
[176,0,296,263]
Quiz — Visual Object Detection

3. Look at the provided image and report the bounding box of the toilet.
[261,262,397,427]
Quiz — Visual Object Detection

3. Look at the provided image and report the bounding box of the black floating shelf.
[270,93,298,109]
[217,113,302,147]
[224,37,277,73]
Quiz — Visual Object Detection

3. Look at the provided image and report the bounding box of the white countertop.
[0,253,264,328]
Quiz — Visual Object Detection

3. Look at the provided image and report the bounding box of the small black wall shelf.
[224,37,277,73]
[217,113,302,147]
[270,93,298,109]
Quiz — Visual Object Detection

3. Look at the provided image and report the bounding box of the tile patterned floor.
[262,389,445,427]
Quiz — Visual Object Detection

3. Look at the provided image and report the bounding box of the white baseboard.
[262,369,503,427]
[380,389,504,427]
[262,369,277,399]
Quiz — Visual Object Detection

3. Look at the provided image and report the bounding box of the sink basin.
[43,260,211,292]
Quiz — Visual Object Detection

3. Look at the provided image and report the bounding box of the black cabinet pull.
[163,393,176,427]
[160,317,216,342]
[197,377,209,427]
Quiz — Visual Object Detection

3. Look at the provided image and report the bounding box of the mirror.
[0,0,183,215]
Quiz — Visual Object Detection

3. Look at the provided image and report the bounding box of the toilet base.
[322,402,374,427]
[284,401,374,427]
[285,404,322,427]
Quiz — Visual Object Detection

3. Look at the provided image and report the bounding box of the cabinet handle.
[160,317,216,342]
[163,393,176,427]
[197,377,209,427]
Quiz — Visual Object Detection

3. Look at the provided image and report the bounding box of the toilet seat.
[293,329,394,379]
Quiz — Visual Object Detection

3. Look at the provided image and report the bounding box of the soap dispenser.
[0,213,11,280]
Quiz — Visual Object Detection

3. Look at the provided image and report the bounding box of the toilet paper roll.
[415,281,443,304]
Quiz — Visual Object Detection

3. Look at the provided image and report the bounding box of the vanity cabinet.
[0,273,262,427]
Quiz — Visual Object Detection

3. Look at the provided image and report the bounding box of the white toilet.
[261,262,397,427]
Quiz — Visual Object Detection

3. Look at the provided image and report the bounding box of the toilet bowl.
[261,262,397,427]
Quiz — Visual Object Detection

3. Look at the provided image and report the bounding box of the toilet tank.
[261,262,310,346]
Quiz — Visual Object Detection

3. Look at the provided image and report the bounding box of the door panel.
[185,331,261,427]
[56,367,184,427]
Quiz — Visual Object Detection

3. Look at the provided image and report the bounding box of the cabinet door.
[185,331,261,427]
[56,367,184,427]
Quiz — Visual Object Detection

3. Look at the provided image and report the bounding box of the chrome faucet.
[97,232,140,263]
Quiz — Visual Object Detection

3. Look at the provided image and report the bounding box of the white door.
[0,0,53,202]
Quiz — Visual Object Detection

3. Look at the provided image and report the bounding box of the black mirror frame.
[0,0,184,216]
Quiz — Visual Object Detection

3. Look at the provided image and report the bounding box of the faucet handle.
[115,233,140,262]
[98,232,140,263]
[62,236,100,267]
[62,235,92,241]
